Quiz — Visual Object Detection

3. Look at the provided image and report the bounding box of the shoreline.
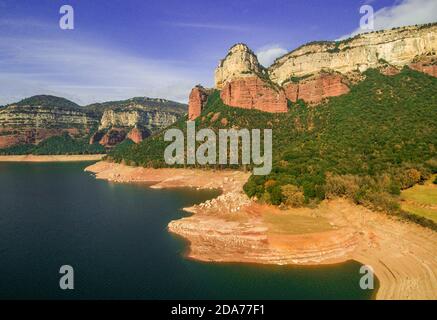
[85,161,437,300]
[0,154,105,162]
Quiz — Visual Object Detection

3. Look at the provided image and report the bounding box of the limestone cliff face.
[98,108,179,131]
[215,43,266,90]
[91,106,183,147]
[211,43,288,115]
[0,103,98,148]
[204,24,437,112]
[269,24,437,85]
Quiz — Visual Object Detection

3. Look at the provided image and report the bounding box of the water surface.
[0,162,377,299]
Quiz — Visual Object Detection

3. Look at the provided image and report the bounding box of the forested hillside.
[110,68,437,228]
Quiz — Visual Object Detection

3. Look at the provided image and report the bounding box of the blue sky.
[0,0,436,105]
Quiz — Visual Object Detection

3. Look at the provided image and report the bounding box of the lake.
[0,162,376,299]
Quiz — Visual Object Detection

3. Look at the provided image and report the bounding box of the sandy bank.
[86,161,437,300]
[0,154,105,162]
[85,161,250,192]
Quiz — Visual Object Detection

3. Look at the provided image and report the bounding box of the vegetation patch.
[0,133,105,155]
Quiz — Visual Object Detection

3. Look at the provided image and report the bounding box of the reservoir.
[0,162,376,299]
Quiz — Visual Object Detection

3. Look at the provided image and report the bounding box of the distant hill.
[85,97,187,114]
[14,95,81,110]
[0,94,187,153]
[109,67,437,230]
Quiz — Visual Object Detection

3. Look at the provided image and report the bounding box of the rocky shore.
[86,161,437,300]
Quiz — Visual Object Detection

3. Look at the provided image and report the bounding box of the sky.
[0,0,436,105]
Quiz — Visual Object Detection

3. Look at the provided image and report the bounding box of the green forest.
[0,133,105,155]
[110,67,437,229]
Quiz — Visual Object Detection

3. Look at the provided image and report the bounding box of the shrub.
[426,158,437,173]
[398,168,423,189]
[281,184,305,207]
[270,185,283,205]
[324,173,360,200]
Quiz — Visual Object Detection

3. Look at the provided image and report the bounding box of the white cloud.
[0,24,207,105]
[341,0,437,39]
[0,18,50,29]
[256,45,288,67]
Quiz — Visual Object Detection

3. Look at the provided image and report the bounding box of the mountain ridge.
[0,94,187,152]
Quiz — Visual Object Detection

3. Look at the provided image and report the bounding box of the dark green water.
[0,162,376,299]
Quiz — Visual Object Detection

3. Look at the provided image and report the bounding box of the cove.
[0,162,377,299]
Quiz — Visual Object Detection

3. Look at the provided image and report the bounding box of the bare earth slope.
[86,161,437,300]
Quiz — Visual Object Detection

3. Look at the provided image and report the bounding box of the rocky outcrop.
[126,127,148,144]
[213,44,288,114]
[98,129,127,147]
[201,24,437,113]
[268,24,437,85]
[215,43,265,90]
[98,108,180,132]
[188,86,211,120]
[92,107,179,146]
[408,55,437,77]
[283,73,350,104]
[221,76,288,112]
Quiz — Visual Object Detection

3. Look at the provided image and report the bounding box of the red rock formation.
[127,127,148,144]
[0,135,20,148]
[380,65,401,76]
[89,131,105,145]
[220,76,288,113]
[90,127,149,146]
[188,86,210,120]
[283,83,299,102]
[409,62,437,77]
[283,73,350,104]
[99,129,127,147]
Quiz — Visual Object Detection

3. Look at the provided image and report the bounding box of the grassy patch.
[263,211,333,235]
[400,204,437,223]
[401,175,437,223]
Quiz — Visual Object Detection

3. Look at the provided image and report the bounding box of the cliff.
[187,23,437,119]
[220,76,288,113]
[188,86,212,120]
[89,98,185,146]
[268,24,437,84]
[214,43,266,89]
[211,44,288,115]
[283,72,350,104]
